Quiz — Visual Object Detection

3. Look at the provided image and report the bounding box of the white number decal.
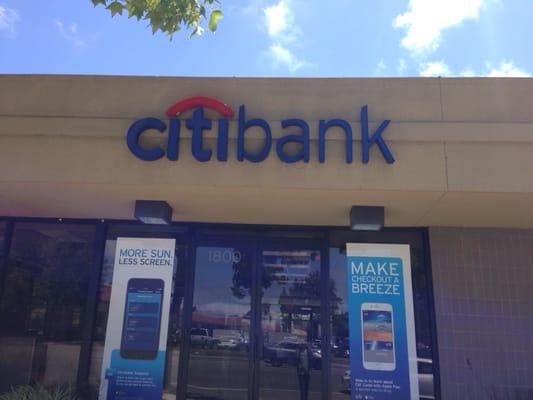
[208,249,242,264]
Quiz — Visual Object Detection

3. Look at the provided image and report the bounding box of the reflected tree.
[0,227,93,340]
[230,249,275,299]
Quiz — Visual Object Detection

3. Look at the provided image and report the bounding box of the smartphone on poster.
[120,278,164,360]
[361,302,395,371]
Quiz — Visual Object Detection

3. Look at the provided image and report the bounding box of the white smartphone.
[361,302,395,371]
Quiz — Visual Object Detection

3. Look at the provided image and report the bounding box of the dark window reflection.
[329,245,436,400]
[0,221,5,261]
[259,250,322,400]
[0,221,6,280]
[329,248,355,398]
[186,245,252,400]
[0,223,95,393]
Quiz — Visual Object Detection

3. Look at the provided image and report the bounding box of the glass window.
[88,226,187,400]
[0,221,6,259]
[186,243,253,400]
[328,231,436,400]
[0,222,96,393]
[328,248,351,397]
[0,221,6,272]
[259,248,323,400]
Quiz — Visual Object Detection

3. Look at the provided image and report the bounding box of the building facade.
[0,75,532,399]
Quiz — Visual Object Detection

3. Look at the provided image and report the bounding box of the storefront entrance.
[0,220,438,400]
[184,233,325,400]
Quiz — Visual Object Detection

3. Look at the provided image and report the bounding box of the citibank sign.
[126,96,395,164]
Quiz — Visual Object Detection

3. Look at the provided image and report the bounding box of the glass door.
[182,233,326,400]
[185,238,255,400]
[257,241,324,400]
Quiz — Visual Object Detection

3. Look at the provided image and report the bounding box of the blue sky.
[0,0,532,77]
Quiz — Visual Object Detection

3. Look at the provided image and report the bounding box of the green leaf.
[132,8,145,20]
[107,1,124,16]
[208,9,222,32]
[95,0,225,38]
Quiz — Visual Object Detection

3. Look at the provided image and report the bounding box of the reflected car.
[217,336,240,350]
[332,338,350,358]
[263,341,300,366]
[340,358,435,399]
[263,341,322,369]
[190,328,217,348]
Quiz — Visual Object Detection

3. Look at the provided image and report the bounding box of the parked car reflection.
[190,328,218,349]
[217,335,240,350]
[263,341,322,369]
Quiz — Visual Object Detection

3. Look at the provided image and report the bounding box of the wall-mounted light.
[350,206,384,231]
[134,200,173,225]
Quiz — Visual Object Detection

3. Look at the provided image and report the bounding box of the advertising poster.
[345,243,418,400]
[99,237,175,400]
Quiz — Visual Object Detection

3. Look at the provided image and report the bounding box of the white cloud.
[55,20,85,47]
[269,44,309,73]
[419,61,451,77]
[459,69,476,77]
[420,60,530,77]
[374,60,387,76]
[0,5,19,37]
[397,58,408,75]
[263,0,309,73]
[394,0,485,55]
[264,0,295,38]
[484,61,530,77]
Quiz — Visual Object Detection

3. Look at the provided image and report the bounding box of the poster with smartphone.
[98,237,175,400]
[346,243,418,400]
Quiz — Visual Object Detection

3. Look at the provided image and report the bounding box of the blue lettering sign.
[126,97,395,165]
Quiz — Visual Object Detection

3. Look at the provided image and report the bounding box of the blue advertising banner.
[99,238,175,400]
[346,244,418,400]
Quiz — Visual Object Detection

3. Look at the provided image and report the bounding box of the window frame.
[0,218,101,394]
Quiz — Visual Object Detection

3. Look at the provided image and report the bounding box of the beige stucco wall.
[0,75,532,227]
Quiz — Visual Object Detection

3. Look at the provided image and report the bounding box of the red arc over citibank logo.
[165,96,235,118]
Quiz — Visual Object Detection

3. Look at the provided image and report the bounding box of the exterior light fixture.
[350,206,384,231]
[134,200,173,225]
